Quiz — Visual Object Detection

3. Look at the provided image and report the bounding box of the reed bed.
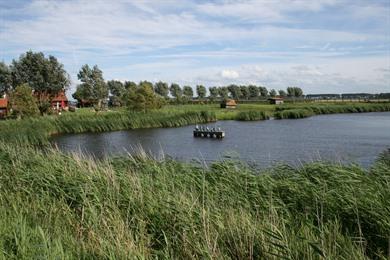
[0,111,216,145]
[274,103,390,119]
[0,143,389,259]
[236,111,269,121]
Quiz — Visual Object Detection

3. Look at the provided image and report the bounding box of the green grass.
[236,111,269,121]
[274,103,390,119]
[0,143,389,259]
[0,111,216,145]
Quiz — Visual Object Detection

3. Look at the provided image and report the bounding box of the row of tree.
[1,51,305,114]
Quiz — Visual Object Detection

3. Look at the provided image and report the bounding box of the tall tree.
[10,51,70,113]
[208,87,219,101]
[154,81,169,98]
[169,83,182,102]
[258,86,268,97]
[248,85,259,99]
[10,84,39,119]
[287,87,303,97]
[183,86,193,101]
[196,85,207,100]
[0,62,12,96]
[227,84,241,100]
[125,82,163,112]
[218,87,229,99]
[107,80,125,106]
[269,89,277,97]
[240,86,250,100]
[77,64,108,111]
[278,89,287,97]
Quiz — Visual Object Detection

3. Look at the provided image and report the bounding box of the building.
[269,97,284,105]
[220,99,237,109]
[51,91,68,111]
[0,96,8,118]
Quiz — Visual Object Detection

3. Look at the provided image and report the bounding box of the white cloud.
[221,70,239,79]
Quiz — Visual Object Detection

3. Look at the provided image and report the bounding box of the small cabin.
[0,97,8,118]
[51,91,68,111]
[220,99,237,109]
[269,97,284,105]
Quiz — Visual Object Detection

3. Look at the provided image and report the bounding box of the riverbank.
[0,143,389,259]
[1,102,389,145]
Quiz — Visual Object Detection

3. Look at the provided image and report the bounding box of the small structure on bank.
[51,90,69,111]
[0,96,8,119]
[220,99,237,109]
[268,97,284,105]
[193,125,225,139]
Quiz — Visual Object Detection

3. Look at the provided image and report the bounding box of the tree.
[125,82,163,112]
[269,89,277,97]
[278,89,287,97]
[218,87,229,99]
[287,87,304,97]
[154,81,169,98]
[169,83,182,102]
[0,62,12,96]
[227,84,241,99]
[209,87,219,101]
[196,85,206,100]
[10,84,39,119]
[240,86,250,100]
[248,85,259,99]
[124,81,137,91]
[183,86,193,101]
[259,86,268,97]
[107,80,125,106]
[77,64,108,111]
[10,51,70,113]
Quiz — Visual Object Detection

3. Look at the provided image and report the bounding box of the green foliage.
[218,86,229,99]
[196,84,206,99]
[248,85,259,99]
[76,64,108,110]
[182,86,193,101]
[259,86,268,97]
[169,83,182,102]
[0,143,388,258]
[240,86,250,100]
[236,111,269,121]
[287,86,304,97]
[154,81,169,98]
[227,84,241,99]
[278,89,287,97]
[0,61,12,95]
[125,82,164,112]
[10,51,70,113]
[107,80,125,106]
[10,84,39,119]
[208,87,219,101]
[269,89,277,97]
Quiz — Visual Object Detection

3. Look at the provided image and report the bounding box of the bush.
[236,111,269,121]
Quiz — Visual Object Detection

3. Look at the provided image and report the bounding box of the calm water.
[52,112,390,167]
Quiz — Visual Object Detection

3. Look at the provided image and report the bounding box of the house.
[269,97,284,105]
[0,96,8,118]
[220,99,237,109]
[51,91,68,111]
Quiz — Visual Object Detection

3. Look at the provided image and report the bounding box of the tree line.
[0,51,306,116]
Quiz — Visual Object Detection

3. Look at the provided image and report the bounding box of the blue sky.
[0,0,389,95]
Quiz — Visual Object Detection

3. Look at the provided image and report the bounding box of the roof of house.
[223,99,237,106]
[51,91,68,102]
[269,97,284,100]
[0,98,8,108]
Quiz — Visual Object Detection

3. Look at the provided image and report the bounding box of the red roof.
[51,91,68,102]
[0,98,8,108]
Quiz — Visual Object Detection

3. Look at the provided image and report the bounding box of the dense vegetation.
[0,111,216,145]
[0,144,389,259]
[274,103,390,119]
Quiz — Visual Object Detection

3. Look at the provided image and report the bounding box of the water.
[52,112,390,167]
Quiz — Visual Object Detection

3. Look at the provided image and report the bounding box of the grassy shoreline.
[1,102,389,145]
[0,143,389,259]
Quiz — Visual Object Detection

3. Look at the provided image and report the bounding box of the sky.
[0,0,389,95]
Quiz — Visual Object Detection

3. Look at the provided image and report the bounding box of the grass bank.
[0,144,389,259]
[0,111,216,145]
[274,103,390,119]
